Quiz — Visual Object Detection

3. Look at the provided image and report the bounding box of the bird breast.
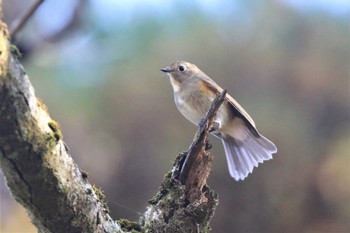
[173,80,230,128]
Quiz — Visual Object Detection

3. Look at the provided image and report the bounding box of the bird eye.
[178,65,186,72]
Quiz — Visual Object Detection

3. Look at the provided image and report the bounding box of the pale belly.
[174,91,230,130]
[175,95,204,125]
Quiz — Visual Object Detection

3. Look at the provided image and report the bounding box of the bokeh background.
[1,0,349,232]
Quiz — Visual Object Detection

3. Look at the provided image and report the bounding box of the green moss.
[93,185,105,200]
[141,150,219,232]
[40,132,57,154]
[116,218,142,232]
[10,44,21,58]
[48,120,63,141]
[92,185,109,213]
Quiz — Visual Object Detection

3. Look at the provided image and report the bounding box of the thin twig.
[10,0,45,38]
[179,89,227,184]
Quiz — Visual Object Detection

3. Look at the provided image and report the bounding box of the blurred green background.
[1,0,349,232]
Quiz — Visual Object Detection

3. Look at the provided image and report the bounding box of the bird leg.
[210,118,222,132]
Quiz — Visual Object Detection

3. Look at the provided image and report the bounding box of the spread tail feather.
[221,133,277,181]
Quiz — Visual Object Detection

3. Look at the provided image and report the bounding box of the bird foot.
[205,141,212,150]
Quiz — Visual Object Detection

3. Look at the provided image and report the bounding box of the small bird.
[161,61,277,181]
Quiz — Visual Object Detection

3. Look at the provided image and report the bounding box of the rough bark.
[0,17,121,233]
[0,3,220,232]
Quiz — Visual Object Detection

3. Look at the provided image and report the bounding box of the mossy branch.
[0,13,121,233]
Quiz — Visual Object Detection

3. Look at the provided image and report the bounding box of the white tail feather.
[221,132,277,181]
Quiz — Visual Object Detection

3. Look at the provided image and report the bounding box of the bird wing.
[200,74,260,137]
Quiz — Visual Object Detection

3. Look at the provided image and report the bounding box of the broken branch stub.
[179,89,227,202]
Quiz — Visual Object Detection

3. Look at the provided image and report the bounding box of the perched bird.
[161,61,277,181]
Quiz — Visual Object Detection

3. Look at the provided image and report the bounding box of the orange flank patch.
[198,81,216,97]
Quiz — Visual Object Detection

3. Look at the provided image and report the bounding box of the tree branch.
[0,3,221,231]
[9,0,45,38]
[0,16,120,233]
[142,91,225,232]
[180,89,226,203]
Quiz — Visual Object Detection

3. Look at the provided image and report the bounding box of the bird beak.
[160,67,172,73]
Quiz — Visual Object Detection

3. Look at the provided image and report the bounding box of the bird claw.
[205,141,212,150]
[210,122,218,132]
[199,118,221,131]
[213,119,221,129]
[208,120,221,133]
